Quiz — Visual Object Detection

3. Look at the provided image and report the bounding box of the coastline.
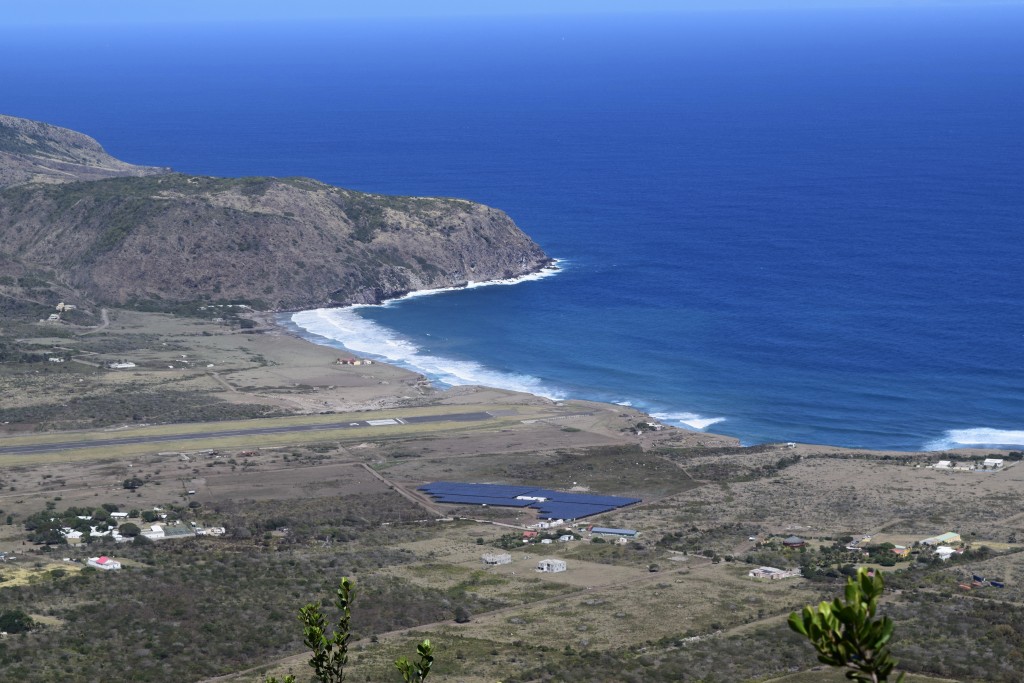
[255,296,1021,458]
[255,304,1009,460]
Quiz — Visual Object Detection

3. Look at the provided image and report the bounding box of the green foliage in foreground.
[789,568,904,683]
[267,577,433,683]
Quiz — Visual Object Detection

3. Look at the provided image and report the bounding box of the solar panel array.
[419,481,641,520]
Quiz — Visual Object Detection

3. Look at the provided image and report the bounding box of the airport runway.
[0,411,492,456]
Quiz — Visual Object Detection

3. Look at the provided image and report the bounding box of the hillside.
[0,114,169,188]
[0,115,550,311]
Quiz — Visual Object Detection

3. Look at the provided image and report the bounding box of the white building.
[109,362,137,369]
[481,553,512,565]
[536,559,566,573]
[934,546,957,561]
[983,458,1004,469]
[141,524,165,540]
[87,556,121,571]
[748,566,801,580]
[557,534,576,543]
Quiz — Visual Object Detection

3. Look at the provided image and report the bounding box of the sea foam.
[290,306,567,400]
[374,260,564,308]
[651,411,727,431]
[923,428,1024,452]
[290,259,725,432]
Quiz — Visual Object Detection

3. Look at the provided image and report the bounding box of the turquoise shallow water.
[3,7,1023,450]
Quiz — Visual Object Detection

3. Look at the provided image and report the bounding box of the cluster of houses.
[480,552,567,573]
[39,301,75,323]
[845,531,964,561]
[518,524,640,547]
[59,509,225,545]
[768,528,971,565]
[335,357,374,366]
[521,530,578,545]
[930,458,1004,472]
[920,532,963,560]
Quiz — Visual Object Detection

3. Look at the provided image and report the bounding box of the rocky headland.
[0,114,551,311]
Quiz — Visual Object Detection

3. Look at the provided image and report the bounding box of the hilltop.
[0,115,550,312]
[0,113,169,187]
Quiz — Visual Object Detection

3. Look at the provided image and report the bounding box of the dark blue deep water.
[2,7,1022,450]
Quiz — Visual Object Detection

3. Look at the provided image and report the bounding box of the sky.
[8,0,1020,25]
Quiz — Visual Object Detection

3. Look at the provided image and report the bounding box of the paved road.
[0,411,492,456]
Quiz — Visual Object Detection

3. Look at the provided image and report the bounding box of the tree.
[788,568,904,683]
[119,522,141,537]
[0,609,34,634]
[266,577,434,683]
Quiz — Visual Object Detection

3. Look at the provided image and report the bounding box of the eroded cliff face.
[0,116,550,311]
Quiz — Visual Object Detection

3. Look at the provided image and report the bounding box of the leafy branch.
[788,568,904,683]
[267,577,433,683]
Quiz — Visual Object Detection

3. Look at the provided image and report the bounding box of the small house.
[87,556,121,571]
[891,545,910,557]
[783,535,806,548]
[934,546,957,561]
[481,553,512,566]
[536,559,566,573]
[557,534,576,543]
[983,458,1004,469]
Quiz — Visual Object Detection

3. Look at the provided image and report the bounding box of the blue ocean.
[2,6,1022,450]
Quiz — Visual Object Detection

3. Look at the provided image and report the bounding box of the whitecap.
[290,307,566,400]
[923,427,1024,451]
[374,259,564,308]
[651,411,726,431]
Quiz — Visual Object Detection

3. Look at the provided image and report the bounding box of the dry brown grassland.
[1,310,1022,683]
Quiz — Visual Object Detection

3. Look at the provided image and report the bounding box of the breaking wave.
[376,260,564,307]
[651,411,727,431]
[923,428,1024,452]
[290,306,567,400]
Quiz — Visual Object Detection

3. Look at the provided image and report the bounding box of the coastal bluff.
[0,114,550,310]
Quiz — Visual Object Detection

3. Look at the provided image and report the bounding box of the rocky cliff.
[0,116,551,311]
